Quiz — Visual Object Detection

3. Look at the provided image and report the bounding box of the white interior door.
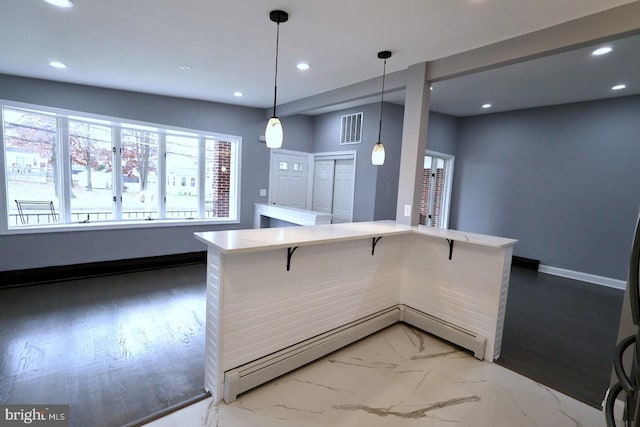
[312,160,335,214]
[270,153,308,208]
[331,159,354,223]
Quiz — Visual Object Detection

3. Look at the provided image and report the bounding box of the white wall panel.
[401,234,512,360]
[220,236,404,370]
[204,248,223,401]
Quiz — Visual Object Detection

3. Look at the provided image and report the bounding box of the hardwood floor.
[0,264,207,427]
[497,266,625,408]
[0,262,624,425]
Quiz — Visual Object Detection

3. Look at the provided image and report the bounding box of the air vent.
[340,112,363,145]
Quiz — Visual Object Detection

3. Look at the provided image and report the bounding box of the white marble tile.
[144,324,604,427]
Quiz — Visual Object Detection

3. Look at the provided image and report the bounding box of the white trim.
[313,150,356,161]
[0,111,6,234]
[424,150,454,229]
[538,264,626,290]
[2,218,240,235]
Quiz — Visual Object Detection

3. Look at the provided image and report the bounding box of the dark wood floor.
[0,264,207,427]
[0,263,624,426]
[497,266,625,408]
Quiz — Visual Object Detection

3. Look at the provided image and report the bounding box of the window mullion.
[58,117,71,224]
[0,113,8,232]
[158,132,167,219]
[198,136,206,219]
[113,126,123,221]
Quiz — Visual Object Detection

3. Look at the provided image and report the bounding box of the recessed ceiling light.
[592,47,612,56]
[43,0,73,8]
[296,62,310,71]
[233,91,244,97]
[178,65,192,71]
[612,84,627,91]
[48,61,67,69]
[482,103,492,109]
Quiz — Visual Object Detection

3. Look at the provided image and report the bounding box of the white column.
[395,62,431,225]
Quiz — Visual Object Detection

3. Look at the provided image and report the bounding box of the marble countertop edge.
[194,221,517,254]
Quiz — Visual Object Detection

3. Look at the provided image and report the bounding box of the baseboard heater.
[223,304,486,403]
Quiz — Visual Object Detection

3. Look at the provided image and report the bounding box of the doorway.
[419,151,454,228]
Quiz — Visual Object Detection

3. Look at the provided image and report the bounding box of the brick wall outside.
[210,140,231,218]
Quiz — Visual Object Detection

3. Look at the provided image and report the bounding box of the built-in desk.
[253,203,332,228]
[194,221,517,403]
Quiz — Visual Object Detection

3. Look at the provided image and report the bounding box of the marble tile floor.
[145,324,605,427]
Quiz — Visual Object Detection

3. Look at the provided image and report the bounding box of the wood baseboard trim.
[0,251,206,288]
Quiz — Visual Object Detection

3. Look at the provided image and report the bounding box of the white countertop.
[413,225,517,248]
[194,221,517,254]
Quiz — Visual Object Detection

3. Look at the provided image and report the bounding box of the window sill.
[3,218,240,235]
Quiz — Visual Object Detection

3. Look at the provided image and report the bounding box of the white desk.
[253,203,332,228]
[195,221,517,403]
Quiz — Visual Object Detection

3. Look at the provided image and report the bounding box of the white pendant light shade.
[371,142,385,165]
[372,50,392,166]
[265,10,288,150]
[265,117,283,148]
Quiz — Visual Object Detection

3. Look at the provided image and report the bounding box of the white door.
[270,153,308,208]
[419,152,454,228]
[331,159,354,223]
[312,160,335,214]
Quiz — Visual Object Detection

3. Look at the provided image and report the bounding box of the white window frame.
[424,150,455,229]
[0,100,241,234]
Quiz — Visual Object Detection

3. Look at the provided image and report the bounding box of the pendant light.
[372,50,391,166]
[265,10,288,149]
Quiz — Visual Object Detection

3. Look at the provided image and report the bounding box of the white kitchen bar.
[194,221,517,403]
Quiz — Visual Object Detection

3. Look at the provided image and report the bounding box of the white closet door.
[312,160,335,214]
[332,159,354,223]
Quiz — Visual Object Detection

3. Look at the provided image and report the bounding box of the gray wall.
[451,95,640,280]
[312,102,404,221]
[0,74,313,271]
[312,105,459,222]
[425,111,458,155]
[374,104,405,220]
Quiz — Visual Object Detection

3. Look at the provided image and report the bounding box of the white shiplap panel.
[204,248,224,402]
[491,248,514,359]
[220,236,404,370]
[401,234,512,361]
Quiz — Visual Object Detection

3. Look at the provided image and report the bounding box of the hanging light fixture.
[372,50,391,166]
[265,10,288,149]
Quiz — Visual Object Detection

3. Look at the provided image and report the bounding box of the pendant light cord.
[273,22,280,117]
[377,58,387,142]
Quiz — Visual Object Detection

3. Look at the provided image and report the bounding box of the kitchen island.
[194,221,517,403]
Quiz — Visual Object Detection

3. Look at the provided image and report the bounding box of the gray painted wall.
[312,105,460,222]
[451,95,640,280]
[425,111,458,155]
[0,74,313,271]
[374,104,405,220]
[312,102,402,221]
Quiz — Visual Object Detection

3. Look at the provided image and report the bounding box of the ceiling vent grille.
[340,112,363,145]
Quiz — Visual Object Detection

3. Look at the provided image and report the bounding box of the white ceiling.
[0,0,637,117]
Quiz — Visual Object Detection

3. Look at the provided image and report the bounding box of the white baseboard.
[538,264,626,290]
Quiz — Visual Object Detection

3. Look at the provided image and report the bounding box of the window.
[1,102,241,230]
[419,151,454,229]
